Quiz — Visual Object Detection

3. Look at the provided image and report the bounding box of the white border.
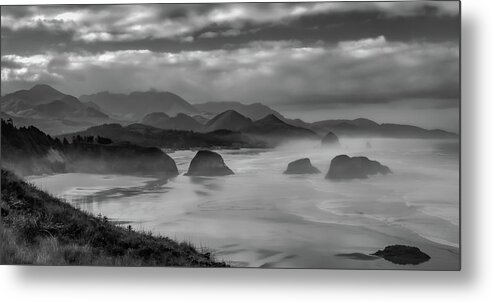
[1,1,490,301]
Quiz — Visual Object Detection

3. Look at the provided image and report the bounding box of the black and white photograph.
[1,1,460,270]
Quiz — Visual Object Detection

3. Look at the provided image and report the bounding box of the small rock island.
[284,158,320,174]
[186,150,234,176]
[321,131,340,147]
[372,245,431,265]
[326,154,391,179]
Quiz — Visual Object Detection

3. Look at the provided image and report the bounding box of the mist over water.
[28,138,459,269]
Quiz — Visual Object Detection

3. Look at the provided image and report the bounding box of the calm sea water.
[28,138,460,269]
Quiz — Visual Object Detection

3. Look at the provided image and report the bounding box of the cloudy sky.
[1,1,460,131]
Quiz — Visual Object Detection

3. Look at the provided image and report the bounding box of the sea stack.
[284,158,320,174]
[326,155,391,179]
[321,132,340,147]
[186,150,234,176]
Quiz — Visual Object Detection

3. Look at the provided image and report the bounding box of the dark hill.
[142,112,170,126]
[1,119,177,177]
[192,115,209,125]
[1,85,107,118]
[30,98,109,120]
[245,114,318,142]
[1,85,110,134]
[204,110,252,132]
[2,84,66,112]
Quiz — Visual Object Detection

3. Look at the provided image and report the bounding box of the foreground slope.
[0,169,227,267]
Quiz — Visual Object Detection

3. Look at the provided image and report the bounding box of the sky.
[1,1,460,131]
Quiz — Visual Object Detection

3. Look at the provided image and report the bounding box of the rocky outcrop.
[372,245,431,265]
[321,132,340,146]
[284,158,320,174]
[204,110,252,132]
[326,155,391,179]
[186,150,234,176]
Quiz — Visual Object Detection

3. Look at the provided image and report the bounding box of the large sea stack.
[321,131,340,147]
[186,150,234,176]
[284,158,320,174]
[326,155,391,179]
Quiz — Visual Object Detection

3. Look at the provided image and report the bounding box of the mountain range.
[138,109,318,142]
[194,101,282,120]
[310,118,456,139]
[245,114,318,140]
[1,85,112,135]
[58,122,266,149]
[1,84,457,140]
[80,91,199,120]
[141,112,202,131]
[2,85,108,119]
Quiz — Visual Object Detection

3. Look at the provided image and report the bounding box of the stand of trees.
[70,135,112,145]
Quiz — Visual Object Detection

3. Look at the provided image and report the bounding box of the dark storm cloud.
[1,2,459,55]
[1,36,459,108]
[1,2,459,115]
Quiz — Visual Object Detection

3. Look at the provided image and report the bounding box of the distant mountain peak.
[81,90,198,120]
[141,111,201,131]
[194,101,283,121]
[204,109,252,132]
[29,84,62,94]
[145,112,170,119]
[218,109,245,117]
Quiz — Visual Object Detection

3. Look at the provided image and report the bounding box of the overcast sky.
[1,1,460,131]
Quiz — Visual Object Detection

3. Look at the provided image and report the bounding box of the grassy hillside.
[0,169,227,267]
